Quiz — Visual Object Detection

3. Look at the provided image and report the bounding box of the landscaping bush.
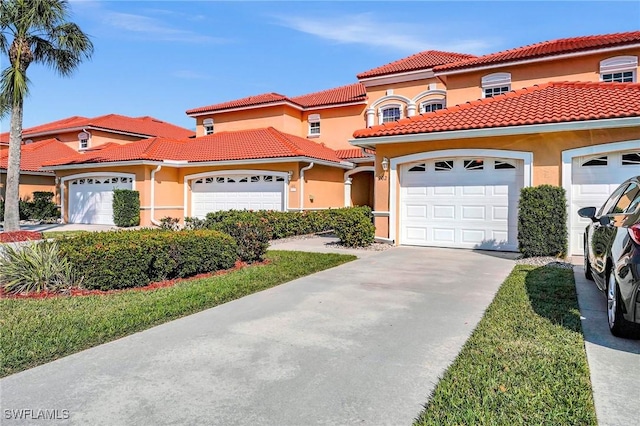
[159,216,181,231]
[518,185,568,258]
[332,206,375,247]
[112,189,140,227]
[57,229,237,290]
[0,241,80,294]
[30,192,60,220]
[211,218,272,262]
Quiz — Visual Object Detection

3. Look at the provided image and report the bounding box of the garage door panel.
[69,177,132,225]
[400,157,521,251]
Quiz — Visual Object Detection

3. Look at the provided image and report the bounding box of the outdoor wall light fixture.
[288,171,294,179]
[381,157,390,171]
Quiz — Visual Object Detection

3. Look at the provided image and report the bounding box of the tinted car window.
[613,183,640,213]
[624,184,640,213]
[599,183,629,216]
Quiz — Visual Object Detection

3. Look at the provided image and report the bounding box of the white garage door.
[69,176,133,225]
[570,151,640,255]
[400,157,523,251]
[192,174,285,218]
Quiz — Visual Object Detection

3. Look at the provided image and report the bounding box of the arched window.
[481,72,511,98]
[600,56,637,83]
[379,104,402,124]
[203,118,214,135]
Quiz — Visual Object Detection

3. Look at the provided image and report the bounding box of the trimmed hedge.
[112,189,140,227]
[1,192,60,221]
[518,185,568,258]
[57,229,237,290]
[189,206,375,248]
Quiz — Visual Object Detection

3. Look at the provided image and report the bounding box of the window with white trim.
[600,56,637,83]
[308,114,320,136]
[77,132,89,150]
[203,118,214,135]
[380,105,402,124]
[420,100,445,113]
[481,72,511,98]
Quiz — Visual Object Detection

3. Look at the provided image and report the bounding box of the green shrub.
[159,216,181,231]
[333,206,375,247]
[30,191,60,220]
[211,219,272,262]
[0,241,81,294]
[18,197,33,220]
[518,185,568,258]
[57,229,237,290]
[112,189,140,227]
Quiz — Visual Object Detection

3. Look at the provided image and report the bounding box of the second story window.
[203,118,214,135]
[420,100,445,113]
[380,105,402,124]
[308,114,320,137]
[77,131,89,150]
[482,72,511,98]
[600,56,637,83]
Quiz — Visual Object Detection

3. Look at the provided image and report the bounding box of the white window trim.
[482,72,511,98]
[378,103,404,124]
[308,114,321,137]
[600,56,637,74]
[419,99,446,114]
[203,118,214,135]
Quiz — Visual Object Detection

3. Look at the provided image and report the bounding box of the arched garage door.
[570,151,640,255]
[191,174,285,218]
[68,176,133,225]
[400,157,523,251]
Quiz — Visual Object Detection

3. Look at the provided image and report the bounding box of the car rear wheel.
[584,242,593,280]
[607,271,631,337]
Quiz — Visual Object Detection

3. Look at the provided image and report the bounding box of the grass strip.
[415,265,597,425]
[0,250,355,377]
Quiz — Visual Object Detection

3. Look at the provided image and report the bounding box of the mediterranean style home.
[7,30,640,255]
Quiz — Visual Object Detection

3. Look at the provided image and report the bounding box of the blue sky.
[1,0,639,132]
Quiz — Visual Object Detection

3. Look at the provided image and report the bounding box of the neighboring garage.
[191,173,286,218]
[400,157,523,251]
[67,175,133,225]
[570,150,640,255]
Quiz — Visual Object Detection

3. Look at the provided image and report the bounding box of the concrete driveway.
[1,246,515,425]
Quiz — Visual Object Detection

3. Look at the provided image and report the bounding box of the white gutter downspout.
[150,165,162,226]
[299,162,314,211]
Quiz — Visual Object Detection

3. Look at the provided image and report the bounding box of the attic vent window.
[308,114,321,137]
[482,72,511,98]
[600,56,637,83]
[203,118,214,135]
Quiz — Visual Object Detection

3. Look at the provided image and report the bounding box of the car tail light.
[629,224,640,245]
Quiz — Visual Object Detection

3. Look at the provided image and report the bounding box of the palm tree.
[0,0,93,231]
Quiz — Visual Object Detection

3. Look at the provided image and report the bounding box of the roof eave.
[358,69,435,87]
[435,43,640,76]
[349,116,640,147]
[186,100,303,117]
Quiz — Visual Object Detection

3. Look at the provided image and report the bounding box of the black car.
[578,176,640,338]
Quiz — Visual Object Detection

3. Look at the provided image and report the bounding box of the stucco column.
[344,177,352,207]
[365,108,375,127]
[407,102,417,117]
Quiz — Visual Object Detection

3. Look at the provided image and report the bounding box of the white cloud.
[273,13,492,54]
[172,70,211,80]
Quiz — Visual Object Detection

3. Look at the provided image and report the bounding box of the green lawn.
[415,265,597,425]
[0,250,355,377]
[42,230,89,239]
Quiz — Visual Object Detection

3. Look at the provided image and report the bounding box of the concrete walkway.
[1,246,514,425]
[572,263,640,426]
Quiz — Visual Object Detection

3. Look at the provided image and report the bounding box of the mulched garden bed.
[0,231,43,243]
[0,259,270,300]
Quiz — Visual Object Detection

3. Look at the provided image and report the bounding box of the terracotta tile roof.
[357,50,476,79]
[335,148,375,159]
[186,84,367,115]
[353,81,640,138]
[435,30,640,73]
[0,139,77,172]
[185,93,289,115]
[0,114,194,140]
[291,83,367,108]
[45,127,347,167]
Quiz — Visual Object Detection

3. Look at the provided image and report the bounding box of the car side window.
[622,183,640,213]
[612,183,640,214]
[598,183,629,216]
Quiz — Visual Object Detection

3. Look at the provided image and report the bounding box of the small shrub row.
[0,192,60,222]
[518,185,568,258]
[185,206,376,249]
[57,229,237,290]
[112,189,140,227]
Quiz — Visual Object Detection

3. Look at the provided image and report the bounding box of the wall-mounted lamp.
[288,170,294,180]
[381,157,390,171]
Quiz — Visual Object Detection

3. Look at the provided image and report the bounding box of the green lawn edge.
[415,265,597,425]
[0,250,355,377]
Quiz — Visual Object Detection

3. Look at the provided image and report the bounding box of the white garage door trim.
[61,172,136,225]
[184,170,289,218]
[562,139,640,255]
[389,149,533,244]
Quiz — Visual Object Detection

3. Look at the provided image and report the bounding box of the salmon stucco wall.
[299,165,345,209]
[368,126,640,240]
[301,105,367,150]
[28,129,142,152]
[0,173,56,201]
[196,105,302,137]
[444,48,640,107]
